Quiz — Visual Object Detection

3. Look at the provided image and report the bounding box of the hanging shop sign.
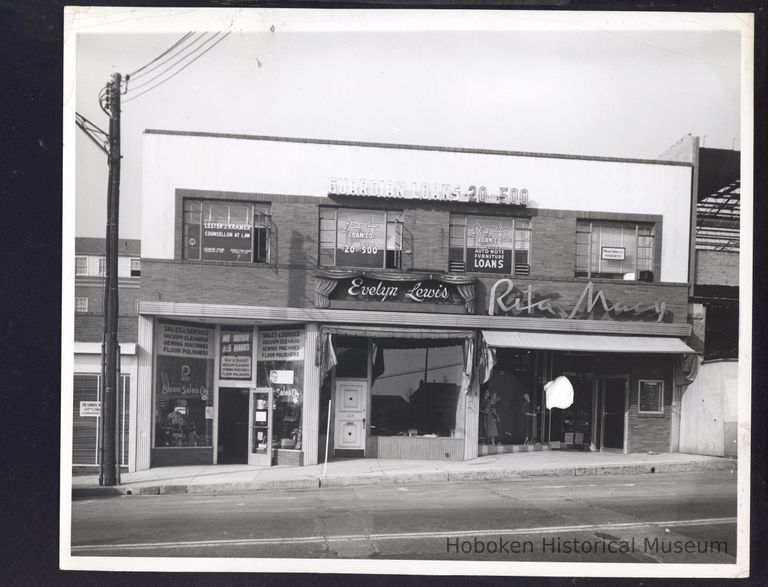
[220,329,253,380]
[157,322,215,359]
[338,276,465,306]
[329,177,528,206]
[488,279,668,322]
[257,328,305,362]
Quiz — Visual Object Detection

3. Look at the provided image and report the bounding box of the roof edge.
[143,129,693,168]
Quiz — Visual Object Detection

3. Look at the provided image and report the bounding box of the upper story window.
[75,256,88,276]
[576,221,654,280]
[183,200,271,263]
[75,297,89,313]
[130,258,141,277]
[97,256,107,276]
[319,207,403,269]
[449,215,531,275]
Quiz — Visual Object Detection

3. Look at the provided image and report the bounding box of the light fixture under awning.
[481,330,696,354]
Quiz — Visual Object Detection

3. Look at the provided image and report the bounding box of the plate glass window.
[183,199,271,263]
[576,221,654,280]
[319,207,403,269]
[449,215,531,274]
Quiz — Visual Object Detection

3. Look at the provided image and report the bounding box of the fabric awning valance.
[320,324,474,340]
[481,330,696,354]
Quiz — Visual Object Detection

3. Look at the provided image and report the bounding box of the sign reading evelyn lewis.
[333,276,465,306]
[489,279,669,322]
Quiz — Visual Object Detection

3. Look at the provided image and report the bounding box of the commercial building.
[72,237,140,471]
[128,130,702,472]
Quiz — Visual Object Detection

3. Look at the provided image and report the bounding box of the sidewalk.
[71,451,736,499]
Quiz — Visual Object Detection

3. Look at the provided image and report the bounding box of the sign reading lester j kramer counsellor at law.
[200,221,252,262]
[157,322,214,358]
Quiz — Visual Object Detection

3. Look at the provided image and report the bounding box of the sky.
[69,9,746,240]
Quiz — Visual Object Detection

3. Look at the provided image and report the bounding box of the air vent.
[514,263,530,276]
[449,260,466,272]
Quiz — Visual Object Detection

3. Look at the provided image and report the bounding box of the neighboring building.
[72,237,141,471]
[670,140,740,458]
[125,129,702,472]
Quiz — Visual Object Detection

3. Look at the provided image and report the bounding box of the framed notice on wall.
[638,379,664,413]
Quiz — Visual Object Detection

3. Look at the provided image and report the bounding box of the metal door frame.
[596,374,629,453]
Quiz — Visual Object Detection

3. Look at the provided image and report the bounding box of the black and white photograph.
[60,7,753,577]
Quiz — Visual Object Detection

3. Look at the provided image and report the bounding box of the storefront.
[131,130,699,471]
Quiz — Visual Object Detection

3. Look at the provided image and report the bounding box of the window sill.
[637,412,666,418]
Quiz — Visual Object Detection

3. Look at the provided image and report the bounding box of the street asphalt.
[70,469,738,564]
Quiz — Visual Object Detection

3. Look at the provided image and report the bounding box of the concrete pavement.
[70,450,736,499]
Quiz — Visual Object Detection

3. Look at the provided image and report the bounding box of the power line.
[75,111,109,155]
[126,32,215,93]
[127,32,195,79]
[125,32,205,88]
[123,32,231,104]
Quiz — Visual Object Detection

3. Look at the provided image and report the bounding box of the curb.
[71,458,736,499]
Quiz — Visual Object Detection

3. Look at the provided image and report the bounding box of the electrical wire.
[125,32,214,93]
[126,32,196,80]
[123,32,231,104]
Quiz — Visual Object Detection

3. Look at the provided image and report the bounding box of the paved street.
[71,469,737,563]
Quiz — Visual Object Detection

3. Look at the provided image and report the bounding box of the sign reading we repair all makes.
[257,328,305,361]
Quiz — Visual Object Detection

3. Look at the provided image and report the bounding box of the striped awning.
[481,330,695,354]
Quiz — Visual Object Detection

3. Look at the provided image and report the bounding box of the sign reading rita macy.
[489,279,669,322]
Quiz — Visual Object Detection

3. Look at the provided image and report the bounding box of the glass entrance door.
[248,387,273,466]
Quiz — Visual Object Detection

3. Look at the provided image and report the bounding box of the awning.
[481,330,696,354]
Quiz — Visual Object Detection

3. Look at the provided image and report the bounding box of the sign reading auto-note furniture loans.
[329,177,528,206]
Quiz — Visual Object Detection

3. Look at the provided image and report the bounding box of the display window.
[183,199,271,263]
[319,207,403,269]
[449,214,531,275]
[154,321,215,448]
[256,327,305,450]
[575,220,654,280]
[367,340,465,438]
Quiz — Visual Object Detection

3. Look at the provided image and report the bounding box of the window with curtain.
[183,199,271,263]
[319,207,403,269]
[449,214,531,275]
[575,221,654,280]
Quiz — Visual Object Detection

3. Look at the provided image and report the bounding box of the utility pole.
[99,72,121,486]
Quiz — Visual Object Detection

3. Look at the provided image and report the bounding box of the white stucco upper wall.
[141,132,693,282]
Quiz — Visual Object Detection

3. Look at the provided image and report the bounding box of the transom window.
[449,215,531,275]
[576,221,654,280]
[183,200,271,263]
[319,207,403,269]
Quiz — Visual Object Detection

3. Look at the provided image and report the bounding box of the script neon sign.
[488,280,668,322]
